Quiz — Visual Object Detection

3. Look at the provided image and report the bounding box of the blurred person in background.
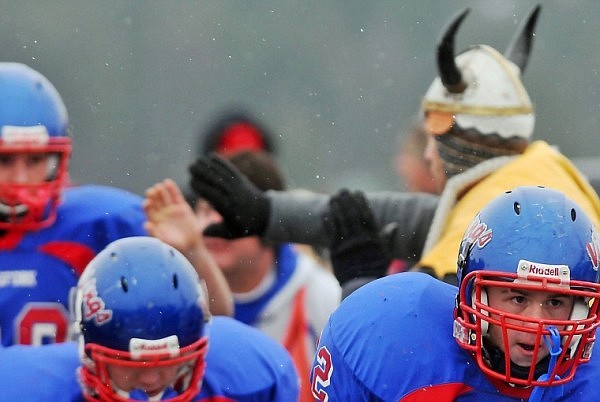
[0,62,147,346]
[197,107,277,157]
[190,106,331,270]
[164,149,340,402]
[0,62,232,345]
[144,178,234,317]
[187,5,600,294]
[387,118,441,276]
[394,118,438,194]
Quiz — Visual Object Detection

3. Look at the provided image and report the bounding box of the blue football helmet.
[0,62,71,230]
[74,236,210,401]
[453,186,600,388]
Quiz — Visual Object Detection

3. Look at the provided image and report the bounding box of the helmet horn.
[504,5,542,74]
[437,8,470,94]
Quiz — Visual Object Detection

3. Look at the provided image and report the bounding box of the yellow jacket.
[418,140,600,279]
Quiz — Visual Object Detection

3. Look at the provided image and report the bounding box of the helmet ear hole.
[120,276,128,292]
[513,201,521,215]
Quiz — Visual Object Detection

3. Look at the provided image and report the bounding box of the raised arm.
[189,154,439,261]
[143,178,233,317]
[267,188,439,261]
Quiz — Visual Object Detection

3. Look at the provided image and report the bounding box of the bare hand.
[143,178,202,254]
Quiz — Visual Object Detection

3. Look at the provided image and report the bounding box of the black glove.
[188,154,270,238]
[324,189,391,286]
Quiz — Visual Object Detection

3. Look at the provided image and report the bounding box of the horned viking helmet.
[422,6,541,140]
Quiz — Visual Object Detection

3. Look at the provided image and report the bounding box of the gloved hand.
[324,188,391,286]
[188,154,270,238]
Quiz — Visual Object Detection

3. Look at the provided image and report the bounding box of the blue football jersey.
[0,184,146,346]
[310,272,600,401]
[0,316,299,401]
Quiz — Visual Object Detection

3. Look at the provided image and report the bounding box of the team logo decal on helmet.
[80,278,112,326]
[456,214,493,282]
[463,214,493,248]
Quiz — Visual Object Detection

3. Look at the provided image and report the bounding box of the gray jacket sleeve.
[264,189,439,262]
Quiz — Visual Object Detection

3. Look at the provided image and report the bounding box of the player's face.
[395,150,438,194]
[194,199,269,276]
[486,287,574,367]
[0,152,51,184]
[423,135,446,194]
[107,363,181,398]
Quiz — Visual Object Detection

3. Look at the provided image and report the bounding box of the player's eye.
[0,154,16,166]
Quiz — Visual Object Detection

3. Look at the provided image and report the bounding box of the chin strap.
[129,386,177,401]
[528,326,564,402]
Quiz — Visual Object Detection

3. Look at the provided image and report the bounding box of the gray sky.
[1,0,598,195]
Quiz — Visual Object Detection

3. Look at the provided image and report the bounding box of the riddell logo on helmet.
[517,260,570,286]
[130,335,180,359]
[1,125,50,144]
[527,264,560,276]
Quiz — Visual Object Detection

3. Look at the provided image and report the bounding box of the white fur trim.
[422,156,516,254]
